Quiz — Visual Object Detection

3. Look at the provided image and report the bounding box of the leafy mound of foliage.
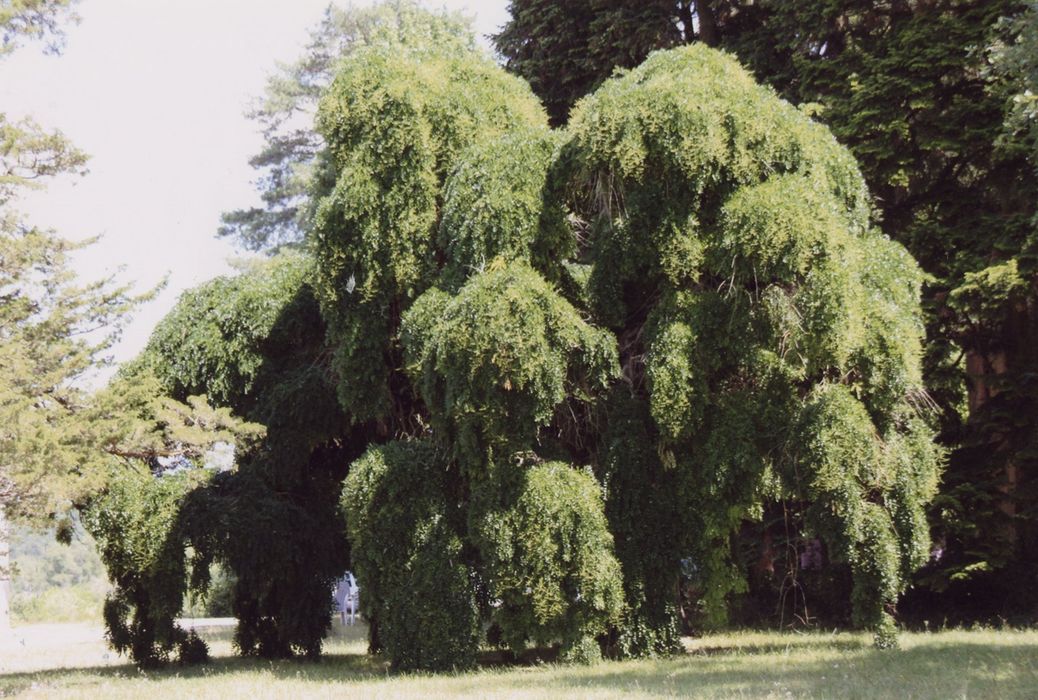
[91,35,939,670]
[558,45,940,646]
[496,0,1038,624]
[311,45,546,423]
[471,461,625,661]
[317,42,626,668]
[85,465,211,667]
[86,253,359,665]
[336,43,937,664]
[402,263,617,467]
[343,441,479,671]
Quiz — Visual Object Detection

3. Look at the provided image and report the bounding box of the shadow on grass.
[0,650,388,696]
[500,637,1038,699]
[687,638,867,657]
[2,631,1036,698]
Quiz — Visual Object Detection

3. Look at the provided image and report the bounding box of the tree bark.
[694,0,719,46]
[964,293,1037,548]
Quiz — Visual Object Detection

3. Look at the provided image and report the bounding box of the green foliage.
[0,0,79,57]
[735,1,1033,279]
[990,2,1038,174]
[92,370,266,465]
[330,42,938,665]
[495,0,700,126]
[0,169,134,524]
[183,562,234,618]
[0,18,241,538]
[473,461,624,662]
[438,128,571,291]
[11,581,104,624]
[497,0,1038,623]
[918,255,1038,613]
[320,41,629,662]
[794,386,907,634]
[560,45,939,643]
[342,441,479,671]
[101,37,942,674]
[313,46,545,302]
[403,263,618,470]
[599,390,684,658]
[82,464,210,667]
[136,252,315,413]
[91,253,352,666]
[9,525,106,624]
[948,260,1030,346]
[561,47,867,330]
[0,114,87,201]
[734,2,1037,615]
[0,2,260,642]
[219,0,477,251]
[311,44,546,421]
[10,525,104,596]
[185,463,349,660]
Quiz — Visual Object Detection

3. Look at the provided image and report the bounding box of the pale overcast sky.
[0,0,510,372]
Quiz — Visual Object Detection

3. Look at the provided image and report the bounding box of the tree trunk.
[964,292,1037,549]
[965,349,1008,414]
[694,0,719,46]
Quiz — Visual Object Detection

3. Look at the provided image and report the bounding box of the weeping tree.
[84,252,364,666]
[92,39,939,670]
[326,41,938,668]
[313,41,626,667]
[496,0,1037,620]
[558,47,942,647]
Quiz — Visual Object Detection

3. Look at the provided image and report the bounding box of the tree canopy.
[0,0,79,56]
[0,2,245,529]
[558,44,938,648]
[218,0,476,252]
[94,31,941,669]
[495,0,1038,627]
[83,252,352,665]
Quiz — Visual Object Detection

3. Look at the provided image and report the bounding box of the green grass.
[1,624,1036,699]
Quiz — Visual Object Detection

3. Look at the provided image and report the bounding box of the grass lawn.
[1,622,1036,699]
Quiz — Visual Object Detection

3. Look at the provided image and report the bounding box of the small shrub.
[177,630,210,664]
